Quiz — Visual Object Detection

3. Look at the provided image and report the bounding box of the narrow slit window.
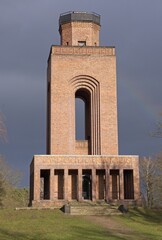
[78,41,86,46]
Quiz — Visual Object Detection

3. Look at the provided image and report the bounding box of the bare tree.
[0,113,28,207]
[0,112,7,206]
[151,113,162,138]
[140,156,162,208]
[0,157,21,187]
[151,121,162,138]
[0,112,7,142]
[0,156,23,207]
[0,172,5,206]
[140,157,154,208]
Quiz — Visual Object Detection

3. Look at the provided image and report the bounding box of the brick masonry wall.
[60,22,100,46]
[47,46,118,155]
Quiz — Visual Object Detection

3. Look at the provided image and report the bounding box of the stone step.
[63,203,122,215]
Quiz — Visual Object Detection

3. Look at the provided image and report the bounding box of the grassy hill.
[0,208,162,240]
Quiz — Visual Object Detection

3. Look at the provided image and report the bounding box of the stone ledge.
[32,155,139,169]
[50,46,116,56]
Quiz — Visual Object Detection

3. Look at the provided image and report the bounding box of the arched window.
[75,88,91,141]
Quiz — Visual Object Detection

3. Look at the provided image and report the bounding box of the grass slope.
[117,208,162,239]
[0,208,162,240]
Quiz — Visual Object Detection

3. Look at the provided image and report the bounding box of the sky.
[0,0,162,187]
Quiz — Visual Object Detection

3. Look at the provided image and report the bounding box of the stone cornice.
[51,46,115,56]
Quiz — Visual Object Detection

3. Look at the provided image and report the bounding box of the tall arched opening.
[75,88,91,154]
[70,75,100,155]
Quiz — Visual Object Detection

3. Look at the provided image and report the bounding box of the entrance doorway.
[82,170,92,200]
[124,170,134,199]
[54,169,64,199]
[96,169,105,200]
[40,169,50,200]
[110,169,119,199]
[69,169,78,200]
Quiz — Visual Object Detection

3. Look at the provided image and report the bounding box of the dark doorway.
[69,170,78,200]
[40,169,50,200]
[96,170,105,200]
[82,170,92,200]
[110,170,119,199]
[54,169,64,199]
[124,170,134,199]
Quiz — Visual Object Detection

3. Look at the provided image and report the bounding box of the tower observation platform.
[59,11,100,26]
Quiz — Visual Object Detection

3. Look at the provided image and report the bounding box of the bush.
[0,156,29,208]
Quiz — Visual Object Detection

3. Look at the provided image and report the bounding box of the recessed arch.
[69,75,101,155]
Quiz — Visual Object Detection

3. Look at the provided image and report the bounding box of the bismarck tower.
[30,12,140,207]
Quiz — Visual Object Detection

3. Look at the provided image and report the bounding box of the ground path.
[84,215,135,239]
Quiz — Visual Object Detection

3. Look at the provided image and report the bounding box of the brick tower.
[30,12,140,207]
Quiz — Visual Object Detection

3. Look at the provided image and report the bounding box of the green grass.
[0,209,118,240]
[0,208,162,240]
[116,208,162,240]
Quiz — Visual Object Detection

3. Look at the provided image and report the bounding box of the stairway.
[62,201,122,215]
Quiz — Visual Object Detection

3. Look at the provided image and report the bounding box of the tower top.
[59,11,100,27]
[59,11,101,46]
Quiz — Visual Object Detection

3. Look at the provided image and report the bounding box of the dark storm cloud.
[0,0,162,186]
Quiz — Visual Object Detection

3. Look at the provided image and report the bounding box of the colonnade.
[32,168,134,202]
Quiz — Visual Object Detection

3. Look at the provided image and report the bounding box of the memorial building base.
[29,155,140,207]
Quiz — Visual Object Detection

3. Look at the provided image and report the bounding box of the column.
[109,171,112,200]
[119,169,124,200]
[92,168,96,201]
[105,169,109,202]
[78,168,82,201]
[34,168,40,201]
[53,169,58,199]
[134,163,140,200]
[64,168,68,201]
[117,174,120,199]
[50,168,54,201]
[135,157,140,201]
[96,173,99,200]
[68,172,72,200]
